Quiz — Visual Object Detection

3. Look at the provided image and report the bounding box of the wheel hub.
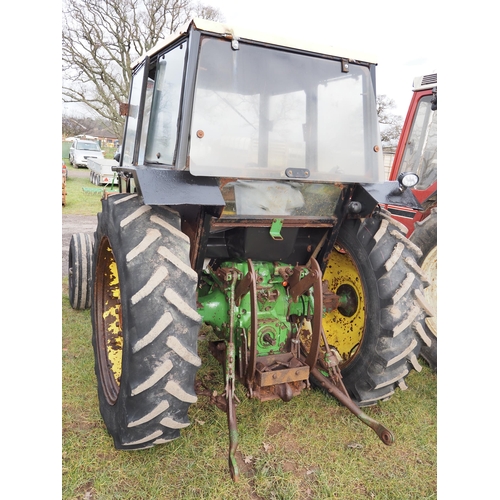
[336,283,359,317]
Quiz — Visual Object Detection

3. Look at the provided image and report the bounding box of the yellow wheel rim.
[322,245,365,365]
[95,238,123,404]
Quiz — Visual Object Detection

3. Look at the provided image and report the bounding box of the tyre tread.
[92,194,201,450]
[68,232,94,310]
[409,208,437,371]
[336,211,430,406]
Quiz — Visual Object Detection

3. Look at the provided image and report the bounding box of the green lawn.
[63,159,118,215]
[62,287,437,499]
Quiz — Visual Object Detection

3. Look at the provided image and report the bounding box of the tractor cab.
[117,19,386,221]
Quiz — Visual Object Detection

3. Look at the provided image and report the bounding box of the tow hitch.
[198,257,394,481]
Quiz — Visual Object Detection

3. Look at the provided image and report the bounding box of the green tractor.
[68,18,433,481]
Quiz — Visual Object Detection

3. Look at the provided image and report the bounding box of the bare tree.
[62,0,223,138]
[377,95,403,147]
[62,114,89,138]
[191,1,221,20]
[62,113,117,139]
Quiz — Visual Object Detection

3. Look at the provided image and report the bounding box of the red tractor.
[385,74,437,369]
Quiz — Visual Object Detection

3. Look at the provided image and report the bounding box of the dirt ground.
[62,168,98,278]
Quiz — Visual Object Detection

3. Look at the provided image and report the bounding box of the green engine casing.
[198,261,312,357]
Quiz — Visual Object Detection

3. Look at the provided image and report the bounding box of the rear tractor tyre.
[68,232,94,310]
[410,208,437,371]
[320,209,433,406]
[92,194,202,450]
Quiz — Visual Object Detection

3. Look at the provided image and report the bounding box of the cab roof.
[132,18,378,69]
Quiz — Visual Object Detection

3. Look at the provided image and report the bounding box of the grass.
[63,160,116,215]
[62,288,437,499]
[62,160,437,499]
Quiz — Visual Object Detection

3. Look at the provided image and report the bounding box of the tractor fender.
[117,165,225,217]
[357,181,423,212]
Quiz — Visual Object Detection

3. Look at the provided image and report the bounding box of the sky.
[62,0,437,120]
[203,0,438,117]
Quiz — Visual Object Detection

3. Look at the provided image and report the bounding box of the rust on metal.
[119,102,129,116]
[256,364,310,387]
[226,340,239,481]
[287,259,323,368]
[225,275,240,481]
[254,353,309,387]
[322,280,340,311]
[305,359,394,446]
[211,218,335,229]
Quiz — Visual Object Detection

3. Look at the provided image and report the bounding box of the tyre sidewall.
[331,213,427,404]
[334,218,382,385]
[410,209,437,370]
[410,209,437,266]
[91,200,130,438]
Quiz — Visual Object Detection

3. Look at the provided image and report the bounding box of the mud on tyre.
[92,193,202,449]
[322,209,433,406]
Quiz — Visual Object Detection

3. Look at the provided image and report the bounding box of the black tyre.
[410,208,437,371]
[92,193,202,449]
[321,209,433,406]
[68,232,94,310]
